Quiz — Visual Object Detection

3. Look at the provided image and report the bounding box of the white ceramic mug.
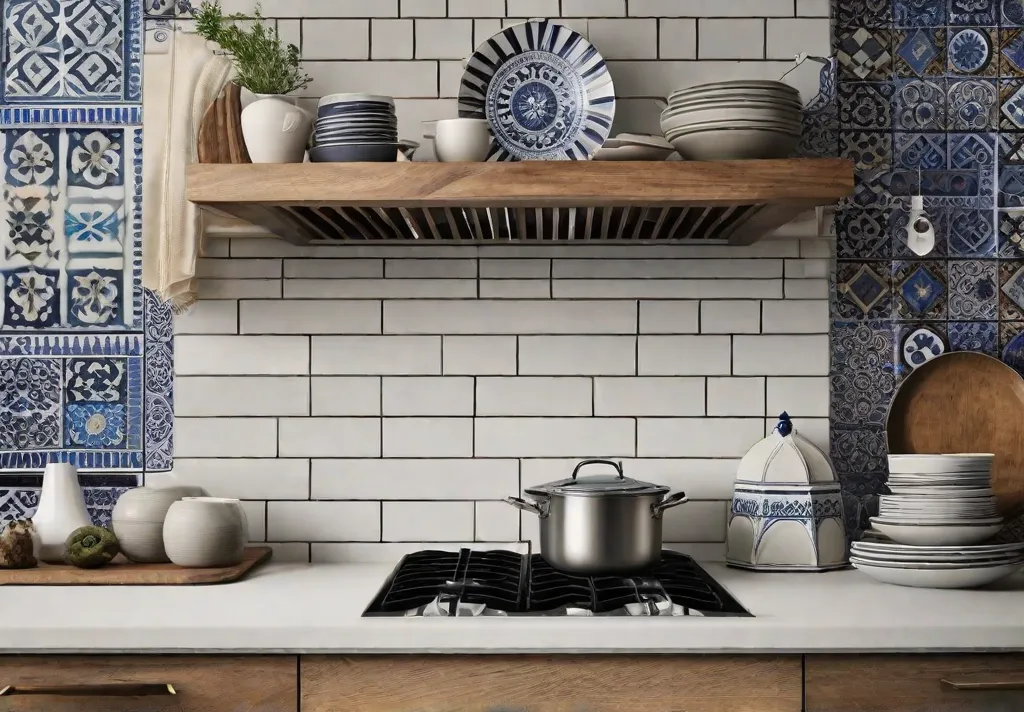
[433,118,492,162]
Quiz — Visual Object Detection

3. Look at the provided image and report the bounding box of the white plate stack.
[851,454,1022,588]
[659,80,803,161]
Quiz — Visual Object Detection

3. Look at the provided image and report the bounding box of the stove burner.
[363,549,750,617]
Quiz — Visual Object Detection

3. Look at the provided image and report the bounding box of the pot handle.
[572,459,624,480]
[504,496,549,518]
[652,492,688,519]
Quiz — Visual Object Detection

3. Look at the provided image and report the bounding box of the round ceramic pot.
[111,486,206,563]
[163,498,247,568]
[241,94,313,164]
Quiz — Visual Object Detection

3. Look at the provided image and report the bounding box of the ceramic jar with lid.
[163,498,248,568]
[725,413,847,572]
[112,486,206,563]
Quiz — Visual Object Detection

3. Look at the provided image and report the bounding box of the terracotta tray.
[886,352,1024,517]
[0,546,271,585]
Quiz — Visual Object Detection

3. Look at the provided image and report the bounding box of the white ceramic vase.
[163,498,247,568]
[33,463,93,563]
[241,94,312,163]
[111,486,206,563]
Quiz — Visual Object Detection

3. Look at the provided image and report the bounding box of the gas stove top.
[363,548,751,617]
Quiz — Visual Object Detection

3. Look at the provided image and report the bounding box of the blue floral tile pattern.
[893,78,947,130]
[1004,0,1024,25]
[950,0,997,25]
[143,290,173,471]
[949,320,999,353]
[895,0,948,26]
[895,260,949,319]
[2,0,142,104]
[947,79,999,130]
[0,358,61,450]
[896,29,946,76]
[949,208,996,254]
[948,260,999,318]
[948,28,994,74]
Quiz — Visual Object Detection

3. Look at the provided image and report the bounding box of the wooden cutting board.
[0,546,271,585]
[886,352,1024,517]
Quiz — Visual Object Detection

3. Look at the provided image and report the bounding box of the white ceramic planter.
[111,486,206,563]
[33,463,92,563]
[241,94,313,163]
[163,498,247,568]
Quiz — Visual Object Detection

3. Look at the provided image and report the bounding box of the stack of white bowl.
[660,80,803,161]
[310,93,398,163]
[851,454,1022,589]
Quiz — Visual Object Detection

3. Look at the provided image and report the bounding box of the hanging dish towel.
[143,31,235,313]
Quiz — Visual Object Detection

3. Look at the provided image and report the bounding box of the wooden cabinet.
[805,655,1024,712]
[300,655,803,712]
[0,656,297,712]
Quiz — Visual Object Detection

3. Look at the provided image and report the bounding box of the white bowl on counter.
[163,497,248,568]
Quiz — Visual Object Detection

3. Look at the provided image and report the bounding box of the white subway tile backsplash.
[268,501,381,542]
[176,336,309,375]
[278,418,382,457]
[594,377,704,416]
[761,300,828,333]
[416,19,474,58]
[240,300,382,334]
[477,377,593,416]
[385,300,637,334]
[312,336,441,375]
[310,377,381,416]
[475,501,521,541]
[175,418,278,458]
[476,418,635,457]
[518,336,636,375]
[156,459,310,500]
[382,417,474,457]
[164,0,834,554]
[371,19,414,59]
[698,19,765,59]
[311,459,518,499]
[637,418,764,457]
[304,20,370,59]
[639,301,700,334]
[700,301,760,334]
[173,301,238,335]
[382,377,475,415]
[240,501,267,542]
[266,543,311,562]
[383,501,475,541]
[175,377,309,417]
[707,377,766,417]
[638,335,730,376]
[766,377,830,417]
[733,335,829,376]
[588,19,658,59]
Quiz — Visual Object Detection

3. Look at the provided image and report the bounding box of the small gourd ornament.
[64,526,120,569]
[726,413,848,572]
[0,520,37,569]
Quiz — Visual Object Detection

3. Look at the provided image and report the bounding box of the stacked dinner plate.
[311,93,398,163]
[852,454,1021,588]
[660,80,803,161]
[850,540,1024,589]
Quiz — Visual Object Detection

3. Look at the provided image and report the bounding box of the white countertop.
[3,562,1023,654]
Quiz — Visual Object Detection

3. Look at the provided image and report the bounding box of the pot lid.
[524,459,671,497]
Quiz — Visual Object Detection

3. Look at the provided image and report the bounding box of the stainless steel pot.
[504,459,688,575]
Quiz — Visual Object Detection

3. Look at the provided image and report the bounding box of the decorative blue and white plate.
[458,20,615,161]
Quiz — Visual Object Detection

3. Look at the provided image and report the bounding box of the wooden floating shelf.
[186,159,853,245]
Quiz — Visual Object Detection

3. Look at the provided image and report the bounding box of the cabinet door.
[0,655,297,712]
[301,655,802,712]
[805,654,1024,712]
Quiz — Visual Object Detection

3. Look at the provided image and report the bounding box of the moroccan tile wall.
[0,0,173,527]
[832,0,1024,534]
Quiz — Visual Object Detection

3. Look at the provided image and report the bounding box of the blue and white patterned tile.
[831,321,897,428]
[1004,0,1024,25]
[835,261,893,319]
[0,488,37,522]
[893,131,947,168]
[893,260,949,320]
[837,207,893,258]
[143,289,173,472]
[948,260,999,320]
[144,0,176,16]
[947,28,996,75]
[894,28,946,76]
[948,320,999,354]
[831,422,890,474]
[1000,261,1024,320]
[897,323,947,371]
[949,207,996,255]
[892,78,947,130]
[2,0,143,105]
[0,334,143,357]
[0,107,143,127]
[1000,79,1024,129]
[0,357,61,451]
[840,131,892,169]
[946,78,999,130]
[1000,166,1024,206]
[839,81,894,129]
[894,0,947,26]
[999,209,1024,256]
[838,28,895,80]
[838,0,893,26]
[950,0,998,24]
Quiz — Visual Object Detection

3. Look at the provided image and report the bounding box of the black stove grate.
[363,549,750,616]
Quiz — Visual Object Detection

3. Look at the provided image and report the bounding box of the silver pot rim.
[524,459,672,498]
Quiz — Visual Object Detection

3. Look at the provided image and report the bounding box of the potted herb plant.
[192,1,313,163]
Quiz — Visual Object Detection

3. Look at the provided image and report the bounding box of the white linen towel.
[143,31,235,313]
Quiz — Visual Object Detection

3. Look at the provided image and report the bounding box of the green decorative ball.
[64,526,119,569]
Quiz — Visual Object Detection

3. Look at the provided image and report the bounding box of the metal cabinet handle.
[942,677,1024,691]
[0,683,176,696]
